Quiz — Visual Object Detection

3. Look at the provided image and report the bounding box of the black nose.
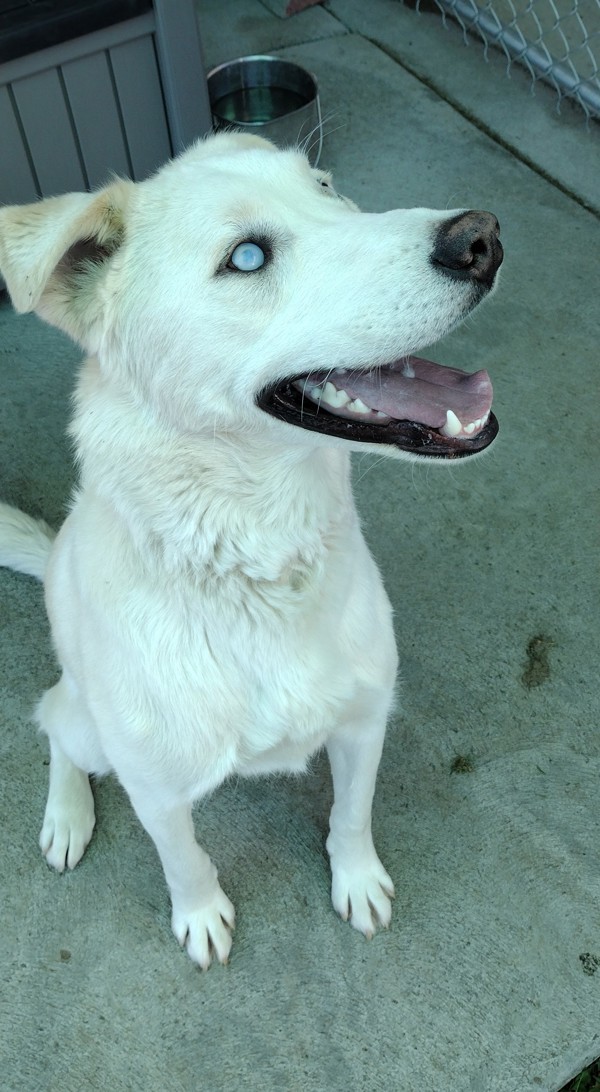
[431,210,503,288]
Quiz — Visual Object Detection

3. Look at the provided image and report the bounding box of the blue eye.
[229,242,265,271]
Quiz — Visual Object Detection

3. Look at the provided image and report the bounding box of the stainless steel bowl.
[207,55,323,165]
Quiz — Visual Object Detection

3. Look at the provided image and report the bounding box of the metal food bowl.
[207,55,323,165]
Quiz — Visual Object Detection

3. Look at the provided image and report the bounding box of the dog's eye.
[317,175,335,194]
[229,242,265,271]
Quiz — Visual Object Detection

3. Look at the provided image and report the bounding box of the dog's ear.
[0,180,132,344]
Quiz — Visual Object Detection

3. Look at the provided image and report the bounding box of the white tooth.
[441,409,462,438]
[464,422,476,435]
[336,367,348,375]
[310,385,323,400]
[348,397,371,414]
[375,410,389,419]
[322,381,350,408]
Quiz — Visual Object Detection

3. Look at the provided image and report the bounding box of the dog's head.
[0,133,502,461]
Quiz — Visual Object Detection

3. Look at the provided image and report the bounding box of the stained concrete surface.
[0,2,599,1090]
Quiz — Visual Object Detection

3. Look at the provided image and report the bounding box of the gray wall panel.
[61,51,131,189]
[153,0,212,152]
[0,86,39,204]
[0,5,207,202]
[109,35,171,180]
[11,69,87,195]
[0,14,154,84]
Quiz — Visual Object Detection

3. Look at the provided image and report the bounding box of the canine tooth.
[348,397,371,414]
[441,409,462,438]
[322,381,350,408]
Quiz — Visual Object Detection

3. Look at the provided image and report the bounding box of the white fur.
[0,134,492,967]
[0,502,56,578]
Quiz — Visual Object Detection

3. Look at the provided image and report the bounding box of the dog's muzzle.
[257,210,503,459]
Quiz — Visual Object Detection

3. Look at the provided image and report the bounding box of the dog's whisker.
[315,119,347,144]
[298,110,340,152]
[355,453,389,484]
[298,111,347,164]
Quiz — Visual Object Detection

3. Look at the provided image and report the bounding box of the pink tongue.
[328,357,493,428]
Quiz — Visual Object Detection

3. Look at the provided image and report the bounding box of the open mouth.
[257,356,498,458]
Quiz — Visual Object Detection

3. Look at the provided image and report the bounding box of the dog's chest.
[200,559,360,768]
[52,493,391,785]
[234,601,358,772]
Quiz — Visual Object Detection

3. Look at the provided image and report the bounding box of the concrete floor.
[1,1,599,1090]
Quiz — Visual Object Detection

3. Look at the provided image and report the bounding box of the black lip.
[257,378,499,459]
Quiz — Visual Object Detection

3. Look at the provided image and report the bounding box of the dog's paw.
[171,887,236,969]
[39,784,96,873]
[328,842,394,938]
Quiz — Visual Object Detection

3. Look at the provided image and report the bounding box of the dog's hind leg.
[326,689,395,938]
[37,675,106,872]
[121,785,235,969]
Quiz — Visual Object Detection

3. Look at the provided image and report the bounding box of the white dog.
[0,134,502,968]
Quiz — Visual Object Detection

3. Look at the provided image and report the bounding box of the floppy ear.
[0,179,132,344]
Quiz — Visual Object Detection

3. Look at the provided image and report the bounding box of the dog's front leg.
[326,693,394,938]
[125,788,234,968]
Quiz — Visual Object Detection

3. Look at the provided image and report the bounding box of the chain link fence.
[425,0,600,121]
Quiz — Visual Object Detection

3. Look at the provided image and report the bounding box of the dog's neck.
[70,360,354,583]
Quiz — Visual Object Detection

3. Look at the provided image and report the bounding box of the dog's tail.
[0,502,56,581]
